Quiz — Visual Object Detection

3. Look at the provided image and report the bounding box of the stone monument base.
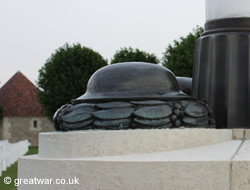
[18,129,250,190]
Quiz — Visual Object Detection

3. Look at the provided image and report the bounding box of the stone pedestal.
[38,129,232,158]
[18,128,250,190]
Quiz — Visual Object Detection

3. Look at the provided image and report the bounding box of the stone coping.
[18,129,250,189]
[39,129,233,158]
[19,140,248,190]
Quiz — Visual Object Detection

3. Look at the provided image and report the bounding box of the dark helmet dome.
[73,62,188,103]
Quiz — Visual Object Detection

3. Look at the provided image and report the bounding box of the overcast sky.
[0,0,205,88]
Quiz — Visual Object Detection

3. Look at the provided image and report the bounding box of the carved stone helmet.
[73,62,188,103]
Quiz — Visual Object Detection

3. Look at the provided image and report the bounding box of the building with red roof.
[0,71,53,146]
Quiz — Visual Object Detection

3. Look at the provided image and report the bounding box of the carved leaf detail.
[184,102,208,117]
[133,105,172,119]
[93,107,135,120]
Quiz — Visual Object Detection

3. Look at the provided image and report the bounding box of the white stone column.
[206,0,250,21]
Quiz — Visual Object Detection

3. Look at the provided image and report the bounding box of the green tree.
[162,26,204,77]
[37,43,108,119]
[111,47,159,64]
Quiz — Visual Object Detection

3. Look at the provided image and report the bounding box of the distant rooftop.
[0,71,44,117]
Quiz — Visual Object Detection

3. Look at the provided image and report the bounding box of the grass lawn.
[0,147,38,190]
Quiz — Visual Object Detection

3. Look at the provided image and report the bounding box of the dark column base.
[192,18,250,128]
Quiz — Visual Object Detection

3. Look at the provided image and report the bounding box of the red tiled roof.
[0,71,44,117]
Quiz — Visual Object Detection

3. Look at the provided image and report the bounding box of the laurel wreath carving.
[53,100,216,131]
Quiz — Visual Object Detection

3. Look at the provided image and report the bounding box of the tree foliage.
[111,47,159,64]
[37,43,108,119]
[162,26,204,77]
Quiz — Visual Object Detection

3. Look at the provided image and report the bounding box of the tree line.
[37,26,203,119]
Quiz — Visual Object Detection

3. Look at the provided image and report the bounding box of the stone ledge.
[232,140,250,190]
[232,129,250,140]
[18,140,241,190]
[18,129,250,190]
[39,129,232,158]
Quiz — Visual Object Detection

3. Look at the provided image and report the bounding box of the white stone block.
[18,140,241,190]
[0,159,2,176]
[0,139,30,173]
[39,129,232,158]
[232,129,245,140]
[232,140,250,190]
[245,130,250,140]
[2,158,7,171]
